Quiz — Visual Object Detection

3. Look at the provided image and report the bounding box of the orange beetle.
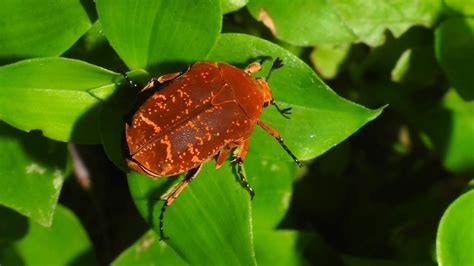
[123,58,302,239]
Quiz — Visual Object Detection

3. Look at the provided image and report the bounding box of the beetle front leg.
[257,119,303,168]
[232,140,255,199]
[159,165,202,240]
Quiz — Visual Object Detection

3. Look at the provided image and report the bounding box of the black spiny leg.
[235,158,255,200]
[159,165,201,240]
[159,202,170,240]
[271,99,292,119]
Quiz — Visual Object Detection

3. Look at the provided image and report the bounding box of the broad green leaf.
[311,44,351,79]
[245,153,297,230]
[128,162,256,265]
[0,122,68,227]
[254,230,342,265]
[246,0,357,46]
[0,0,91,63]
[437,189,474,266]
[247,0,442,46]
[0,57,120,143]
[112,230,187,266]
[96,0,221,71]
[207,33,384,161]
[0,205,97,265]
[328,0,441,46]
[435,17,474,100]
[254,230,312,266]
[415,89,474,173]
[221,0,248,14]
[444,0,474,15]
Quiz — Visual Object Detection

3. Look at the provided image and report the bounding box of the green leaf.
[221,0,248,14]
[254,230,312,265]
[112,230,187,266]
[0,0,91,63]
[245,153,297,230]
[0,57,120,143]
[415,89,474,173]
[444,0,474,15]
[207,33,384,161]
[0,122,68,227]
[0,205,97,265]
[246,0,357,46]
[437,189,474,266]
[311,44,351,79]
[65,20,124,72]
[96,0,222,71]
[128,162,256,265]
[254,230,342,265]
[247,0,442,46]
[435,17,474,100]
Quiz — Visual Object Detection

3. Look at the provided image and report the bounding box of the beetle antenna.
[266,57,284,80]
[121,71,139,91]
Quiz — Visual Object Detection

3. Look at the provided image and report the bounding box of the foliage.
[0,0,472,265]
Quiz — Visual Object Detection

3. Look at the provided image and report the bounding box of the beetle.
[123,57,302,240]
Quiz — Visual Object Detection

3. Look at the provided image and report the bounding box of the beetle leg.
[270,99,292,119]
[244,56,274,74]
[266,57,284,80]
[159,165,202,240]
[232,140,255,199]
[141,72,182,92]
[256,119,303,168]
[215,144,235,169]
[244,62,262,74]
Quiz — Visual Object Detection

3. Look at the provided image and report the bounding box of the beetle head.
[256,78,273,106]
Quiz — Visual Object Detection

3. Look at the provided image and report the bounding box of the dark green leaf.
[437,189,474,266]
[0,205,97,265]
[415,89,474,173]
[0,0,91,63]
[0,58,120,143]
[112,230,187,266]
[0,122,68,226]
[435,17,474,100]
[96,0,221,71]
